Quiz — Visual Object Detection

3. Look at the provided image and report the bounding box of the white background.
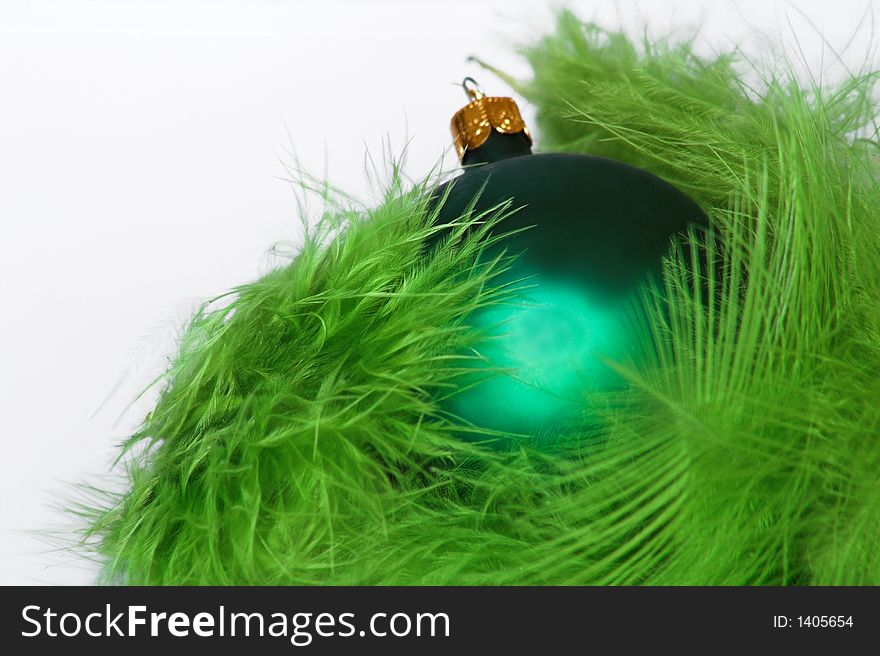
[1,0,874,584]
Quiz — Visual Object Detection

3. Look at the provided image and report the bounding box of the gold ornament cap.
[451,77,531,161]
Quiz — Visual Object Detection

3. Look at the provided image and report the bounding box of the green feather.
[78,11,880,584]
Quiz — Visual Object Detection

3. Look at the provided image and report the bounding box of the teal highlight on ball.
[447,265,634,440]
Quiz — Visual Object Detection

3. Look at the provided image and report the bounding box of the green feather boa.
[80,11,880,585]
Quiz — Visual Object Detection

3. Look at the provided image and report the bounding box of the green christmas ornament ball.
[433,80,706,441]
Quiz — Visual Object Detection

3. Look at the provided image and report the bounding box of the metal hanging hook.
[461,77,485,102]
